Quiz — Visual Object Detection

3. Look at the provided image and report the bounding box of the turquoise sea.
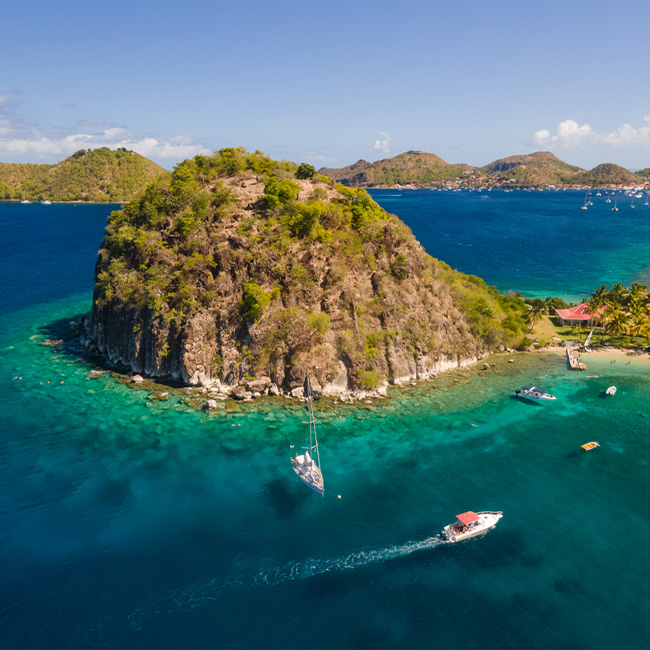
[1,197,649,649]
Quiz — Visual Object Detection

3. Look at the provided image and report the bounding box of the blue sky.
[2,0,650,171]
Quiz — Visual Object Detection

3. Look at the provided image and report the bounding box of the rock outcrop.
[87,148,528,397]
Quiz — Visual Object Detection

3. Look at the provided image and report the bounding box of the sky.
[2,0,650,171]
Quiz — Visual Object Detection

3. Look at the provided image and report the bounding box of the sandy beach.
[539,345,650,374]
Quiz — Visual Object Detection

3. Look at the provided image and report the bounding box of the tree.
[607,282,627,306]
[602,305,628,339]
[627,297,649,339]
[296,163,316,180]
[527,299,545,331]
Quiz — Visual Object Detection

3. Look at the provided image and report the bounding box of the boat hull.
[441,511,503,543]
[292,456,324,496]
[515,389,556,402]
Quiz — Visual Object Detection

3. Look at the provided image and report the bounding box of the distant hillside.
[321,150,645,188]
[320,151,468,187]
[0,148,168,202]
[579,163,641,186]
[477,151,583,186]
[635,167,649,178]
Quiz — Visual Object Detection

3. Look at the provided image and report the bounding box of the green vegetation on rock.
[321,150,645,189]
[89,147,529,392]
[0,147,167,202]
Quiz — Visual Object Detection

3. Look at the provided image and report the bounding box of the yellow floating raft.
[581,441,600,451]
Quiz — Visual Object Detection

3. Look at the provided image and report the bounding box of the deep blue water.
[1,200,649,649]
[370,188,650,301]
[0,202,116,314]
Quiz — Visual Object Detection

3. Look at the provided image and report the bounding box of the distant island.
[2,148,647,204]
[84,148,532,399]
[321,151,648,190]
[0,147,167,203]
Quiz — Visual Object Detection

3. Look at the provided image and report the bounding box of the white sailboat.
[291,366,324,496]
[581,192,589,210]
[612,197,618,212]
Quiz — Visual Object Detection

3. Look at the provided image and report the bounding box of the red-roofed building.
[554,303,606,327]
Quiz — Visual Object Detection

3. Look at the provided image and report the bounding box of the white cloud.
[370,132,391,154]
[305,152,337,165]
[533,116,650,148]
[0,90,211,163]
[0,127,211,161]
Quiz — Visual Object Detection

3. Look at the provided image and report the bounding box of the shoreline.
[543,344,650,365]
[78,344,650,414]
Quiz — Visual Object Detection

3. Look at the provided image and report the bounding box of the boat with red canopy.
[441,511,503,543]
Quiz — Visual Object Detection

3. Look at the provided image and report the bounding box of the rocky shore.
[72,315,488,406]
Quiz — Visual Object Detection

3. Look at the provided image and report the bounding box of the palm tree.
[602,304,629,341]
[637,314,650,347]
[608,282,628,307]
[626,297,646,339]
[592,284,608,304]
[629,282,648,302]
[527,304,545,332]
[526,298,546,332]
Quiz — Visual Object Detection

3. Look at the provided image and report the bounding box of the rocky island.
[85,148,529,399]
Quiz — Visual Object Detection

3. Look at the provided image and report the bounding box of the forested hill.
[0,148,168,202]
[320,151,468,187]
[321,150,646,188]
[87,147,530,396]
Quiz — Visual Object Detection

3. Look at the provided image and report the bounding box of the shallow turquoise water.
[1,202,649,648]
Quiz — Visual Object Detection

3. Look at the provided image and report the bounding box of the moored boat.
[515,385,556,402]
[291,365,324,496]
[581,441,600,451]
[605,386,617,396]
[441,511,503,543]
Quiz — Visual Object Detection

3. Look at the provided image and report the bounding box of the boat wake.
[253,536,444,586]
[122,536,444,632]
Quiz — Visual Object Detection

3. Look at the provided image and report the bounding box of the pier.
[567,347,587,371]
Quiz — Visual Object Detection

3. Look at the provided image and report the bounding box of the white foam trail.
[125,536,444,631]
[253,536,443,586]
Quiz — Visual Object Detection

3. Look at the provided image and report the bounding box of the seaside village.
[382,167,649,191]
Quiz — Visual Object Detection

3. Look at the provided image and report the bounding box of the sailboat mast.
[305,365,321,470]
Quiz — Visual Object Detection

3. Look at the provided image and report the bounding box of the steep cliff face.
[88,148,527,395]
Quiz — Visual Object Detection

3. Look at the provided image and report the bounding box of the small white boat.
[441,511,503,543]
[605,386,617,396]
[515,386,557,402]
[291,366,324,496]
